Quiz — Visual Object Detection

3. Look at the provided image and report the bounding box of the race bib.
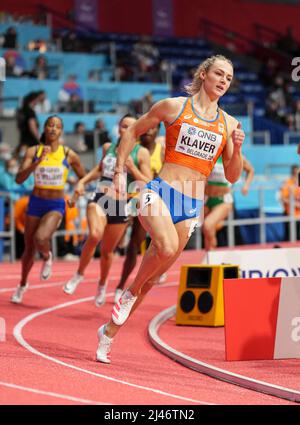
[102,155,117,179]
[175,123,222,162]
[35,166,64,187]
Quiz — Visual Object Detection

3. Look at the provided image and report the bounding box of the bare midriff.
[159,162,205,200]
[32,187,65,199]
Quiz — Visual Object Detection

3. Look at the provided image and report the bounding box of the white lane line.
[1,273,118,282]
[2,270,180,280]
[0,276,179,293]
[0,380,109,405]
[0,279,96,293]
[13,293,211,405]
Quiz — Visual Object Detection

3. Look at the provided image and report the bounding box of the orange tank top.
[165,97,228,176]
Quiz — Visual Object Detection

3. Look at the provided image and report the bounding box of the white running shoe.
[112,289,137,326]
[41,252,53,281]
[95,283,107,307]
[11,284,28,304]
[114,288,123,304]
[96,324,113,364]
[63,273,84,295]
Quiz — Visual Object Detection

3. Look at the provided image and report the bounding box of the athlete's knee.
[202,221,215,237]
[88,229,102,245]
[34,233,48,248]
[155,237,178,259]
[101,249,114,261]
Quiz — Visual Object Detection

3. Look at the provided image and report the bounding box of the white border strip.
[13,294,213,405]
[0,380,109,405]
[148,305,300,403]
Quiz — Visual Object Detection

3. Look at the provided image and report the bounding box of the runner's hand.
[38,146,51,162]
[67,192,79,208]
[113,171,126,196]
[232,122,245,151]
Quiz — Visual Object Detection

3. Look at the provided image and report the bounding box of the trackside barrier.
[194,183,299,249]
[0,182,298,261]
[224,277,300,361]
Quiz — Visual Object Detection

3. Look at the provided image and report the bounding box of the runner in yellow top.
[11,115,85,304]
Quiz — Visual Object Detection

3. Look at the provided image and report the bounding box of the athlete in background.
[11,115,85,304]
[114,124,164,302]
[63,115,152,306]
[203,155,254,250]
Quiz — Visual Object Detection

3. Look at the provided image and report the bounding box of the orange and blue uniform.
[144,97,228,224]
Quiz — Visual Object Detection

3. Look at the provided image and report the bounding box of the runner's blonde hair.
[185,55,233,96]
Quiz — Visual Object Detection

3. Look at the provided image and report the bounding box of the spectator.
[265,100,283,123]
[132,35,160,72]
[1,26,18,48]
[57,87,70,112]
[94,119,112,145]
[279,164,300,240]
[58,75,84,112]
[0,143,12,174]
[129,92,154,115]
[16,91,40,153]
[260,58,279,88]
[88,70,100,81]
[61,31,80,52]
[89,119,112,154]
[284,113,296,131]
[0,157,33,201]
[31,55,49,79]
[73,122,88,153]
[294,100,300,131]
[62,75,83,99]
[115,56,134,82]
[5,52,23,77]
[65,93,84,113]
[142,92,154,113]
[267,76,293,119]
[34,90,51,114]
[267,76,287,110]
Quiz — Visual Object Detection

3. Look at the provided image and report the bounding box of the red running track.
[0,250,297,405]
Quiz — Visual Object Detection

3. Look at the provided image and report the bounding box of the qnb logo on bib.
[175,123,222,161]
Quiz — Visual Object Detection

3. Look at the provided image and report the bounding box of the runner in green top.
[203,155,254,250]
[62,114,152,305]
